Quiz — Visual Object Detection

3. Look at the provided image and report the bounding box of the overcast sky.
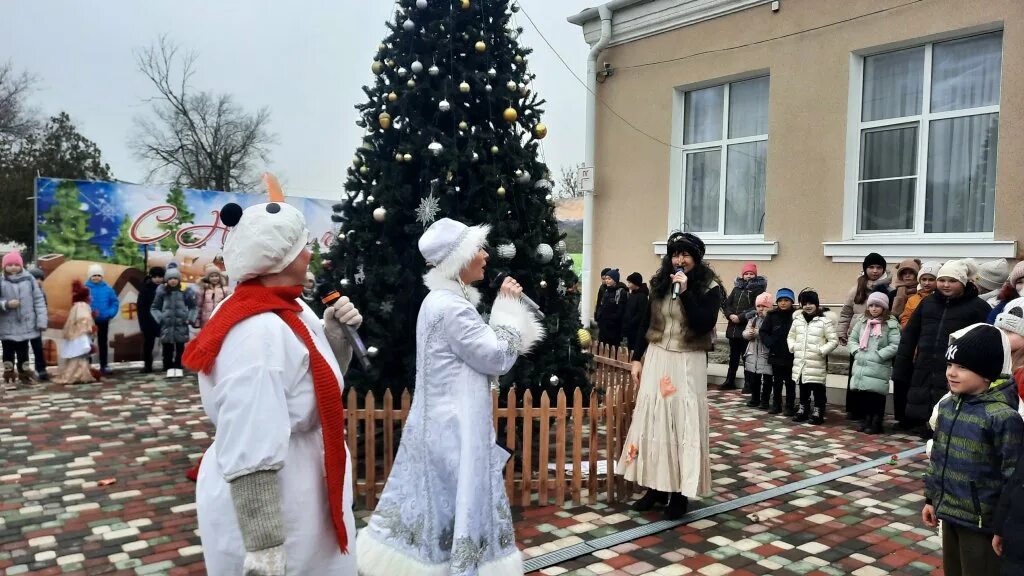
[1,0,597,199]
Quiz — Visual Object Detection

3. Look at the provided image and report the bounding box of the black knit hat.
[863,252,887,273]
[667,232,706,262]
[946,324,1005,382]
[600,267,611,277]
[798,288,820,307]
[148,266,166,278]
[626,272,643,286]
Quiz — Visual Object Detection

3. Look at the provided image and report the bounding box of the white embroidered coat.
[357,274,542,576]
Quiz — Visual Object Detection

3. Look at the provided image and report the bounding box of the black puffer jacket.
[623,284,649,350]
[894,282,991,422]
[595,282,628,346]
[137,279,161,337]
[994,373,1024,574]
[759,307,795,367]
[723,276,767,339]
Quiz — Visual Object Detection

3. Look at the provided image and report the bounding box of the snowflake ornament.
[415,194,441,226]
[380,300,394,314]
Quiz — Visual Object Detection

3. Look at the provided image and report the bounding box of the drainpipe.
[580,5,613,327]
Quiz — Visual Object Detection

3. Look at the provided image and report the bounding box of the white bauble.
[535,243,554,263]
[428,141,443,156]
[556,240,567,253]
[496,243,517,260]
[428,64,440,76]
[373,207,387,222]
[438,99,451,112]
[411,60,424,74]
[416,0,428,8]
[403,19,416,31]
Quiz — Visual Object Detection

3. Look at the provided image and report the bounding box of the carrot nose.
[264,172,285,203]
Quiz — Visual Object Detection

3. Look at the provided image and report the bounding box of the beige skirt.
[616,344,712,497]
[53,357,95,385]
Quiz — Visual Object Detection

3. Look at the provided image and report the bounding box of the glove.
[325,296,362,330]
[243,545,286,576]
[323,296,362,373]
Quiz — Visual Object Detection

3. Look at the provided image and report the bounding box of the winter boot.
[810,405,825,425]
[18,363,35,385]
[665,493,689,520]
[3,362,15,384]
[783,395,796,417]
[866,414,883,435]
[792,402,811,423]
[37,370,50,382]
[718,379,737,391]
[768,394,783,415]
[741,379,751,394]
[759,382,772,410]
[632,489,668,512]
[746,385,760,407]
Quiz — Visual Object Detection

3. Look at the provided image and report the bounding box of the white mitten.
[243,545,286,576]
[323,296,363,372]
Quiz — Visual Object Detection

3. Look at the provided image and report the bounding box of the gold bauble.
[388,92,398,102]
[459,81,471,93]
[503,107,518,122]
[514,55,524,64]
[577,328,592,348]
[403,153,413,162]
[497,186,506,197]
[407,79,416,88]
[386,58,396,67]
[353,156,362,167]
[458,121,469,131]
[461,0,471,8]
[378,43,386,51]
[371,60,384,75]
[475,41,486,53]
[395,153,403,162]
[533,123,548,139]
[490,145,499,154]
[378,112,392,129]
[359,166,369,175]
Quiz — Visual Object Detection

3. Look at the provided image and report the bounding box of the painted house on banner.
[569,0,1022,307]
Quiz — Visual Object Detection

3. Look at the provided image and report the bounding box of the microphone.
[318,285,372,371]
[490,272,545,319]
[672,268,685,300]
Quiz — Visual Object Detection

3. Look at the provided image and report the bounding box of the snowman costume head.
[221,179,309,284]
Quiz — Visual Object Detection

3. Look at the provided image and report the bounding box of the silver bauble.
[428,64,440,76]
[416,0,428,7]
[556,240,567,253]
[487,67,497,78]
[535,243,554,263]
[516,170,531,184]
[534,179,553,190]
[373,207,387,222]
[397,67,408,77]
[496,243,517,260]
[506,80,517,91]
[540,280,548,288]
[548,375,560,386]
[471,152,480,162]
[484,84,493,93]
[438,99,451,112]
[403,19,415,31]
[367,346,379,358]
[340,278,351,287]
[411,60,424,74]
[366,195,375,203]
[428,141,444,156]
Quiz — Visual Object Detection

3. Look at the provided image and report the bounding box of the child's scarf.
[859,318,882,350]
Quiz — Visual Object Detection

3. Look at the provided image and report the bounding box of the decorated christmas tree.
[111,215,144,268]
[326,0,591,400]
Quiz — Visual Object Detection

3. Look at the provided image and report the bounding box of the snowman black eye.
[266,203,281,214]
[221,203,243,227]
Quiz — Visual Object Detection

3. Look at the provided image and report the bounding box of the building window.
[681,76,769,236]
[856,31,1002,235]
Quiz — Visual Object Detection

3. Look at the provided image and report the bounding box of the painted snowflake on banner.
[415,194,441,226]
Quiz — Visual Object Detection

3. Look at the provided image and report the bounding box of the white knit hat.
[87,264,104,279]
[223,201,307,284]
[995,297,1024,339]
[418,218,490,281]
[937,258,979,286]
[975,258,1009,291]
[918,261,943,279]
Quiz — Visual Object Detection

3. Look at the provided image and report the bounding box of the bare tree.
[0,62,38,144]
[132,36,274,192]
[557,162,585,199]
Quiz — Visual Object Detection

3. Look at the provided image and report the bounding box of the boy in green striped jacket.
[922,323,1023,576]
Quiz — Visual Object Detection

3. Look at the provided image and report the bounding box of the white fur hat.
[995,297,1024,339]
[223,201,309,284]
[937,258,979,286]
[87,264,104,279]
[418,218,490,281]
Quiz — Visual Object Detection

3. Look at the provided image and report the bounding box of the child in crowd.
[987,261,1024,324]
[847,292,901,434]
[976,259,1009,308]
[54,281,96,385]
[788,289,838,425]
[922,323,1021,576]
[760,288,797,415]
[890,259,921,319]
[838,253,892,421]
[194,264,231,328]
[0,251,47,387]
[900,261,941,328]
[721,263,767,391]
[992,297,1024,574]
[85,264,119,375]
[742,292,774,408]
[27,267,50,382]
[151,267,196,379]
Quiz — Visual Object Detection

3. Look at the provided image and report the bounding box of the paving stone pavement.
[2,372,941,575]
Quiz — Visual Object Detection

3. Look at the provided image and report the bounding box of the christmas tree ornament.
[487,67,497,78]
[511,2,520,12]
[353,156,362,167]
[556,240,567,253]
[471,152,480,162]
[415,194,441,226]
[545,194,553,201]
[416,0,428,8]
[458,121,469,131]
[403,19,416,31]
[367,346,379,358]
[371,60,384,75]
[411,60,424,74]
[407,79,416,88]
[438,99,451,112]
[386,58,396,67]
[516,170,531,184]
[378,112,392,129]
[506,80,517,91]
[535,243,554,263]
[378,43,386,51]
[533,122,548,139]
[496,185,506,197]
[515,55,524,64]
[428,64,440,76]
[534,178,552,190]
[461,0,470,9]
[496,243,517,259]
[459,81,471,93]
[577,328,592,348]
[503,107,518,122]
[548,375,560,386]
[359,166,369,175]
[484,84,493,93]
[428,141,444,156]
[388,92,398,102]
[373,207,387,222]
[397,67,408,77]
[395,152,404,162]
[490,145,499,154]
[475,41,486,53]
[366,195,375,203]
[524,109,532,117]
[340,278,351,288]
[540,280,548,288]
[403,153,413,162]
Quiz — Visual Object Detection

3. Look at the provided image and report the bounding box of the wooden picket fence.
[346,342,641,509]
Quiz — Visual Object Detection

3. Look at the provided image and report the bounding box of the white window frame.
[827,27,1015,262]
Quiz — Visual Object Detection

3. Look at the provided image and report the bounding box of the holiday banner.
[33,177,338,364]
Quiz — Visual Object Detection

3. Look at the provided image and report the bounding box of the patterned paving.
[1,373,939,575]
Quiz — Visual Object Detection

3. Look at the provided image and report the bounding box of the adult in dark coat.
[136,267,165,373]
[893,259,991,430]
[623,272,649,352]
[721,264,767,390]
[994,434,1024,575]
[594,268,628,347]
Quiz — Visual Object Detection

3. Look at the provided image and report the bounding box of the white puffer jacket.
[787,311,838,384]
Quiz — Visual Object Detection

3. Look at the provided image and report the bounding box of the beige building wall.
[589,0,1023,305]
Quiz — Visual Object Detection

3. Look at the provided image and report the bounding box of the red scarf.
[183,280,349,553]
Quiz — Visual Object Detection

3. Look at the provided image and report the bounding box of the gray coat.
[151,284,196,344]
[0,271,47,342]
[742,315,772,375]
[848,316,901,395]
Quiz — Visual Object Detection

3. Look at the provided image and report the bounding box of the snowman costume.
[357,218,543,576]
[186,184,359,575]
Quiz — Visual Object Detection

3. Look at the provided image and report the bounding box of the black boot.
[866,414,883,434]
[759,382,772,409]
[768,394,783,415]
[810,405,825,425]
[741,379,751,394]
[792,402,810,423]
[783,396,796,417]
[718,379,737,391]
[665,493,689,520]
[632,489,668,512]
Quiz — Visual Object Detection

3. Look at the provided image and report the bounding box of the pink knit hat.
[866,291,890,310]
[2,251,23,268]
[755,292,772,308]
[1009,261,1024,287]
[741,263,758,276]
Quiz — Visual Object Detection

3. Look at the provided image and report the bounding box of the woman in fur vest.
[617,232,723,520]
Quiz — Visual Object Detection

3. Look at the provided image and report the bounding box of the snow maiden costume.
[357,218,543,576]
[185,179,361,575]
